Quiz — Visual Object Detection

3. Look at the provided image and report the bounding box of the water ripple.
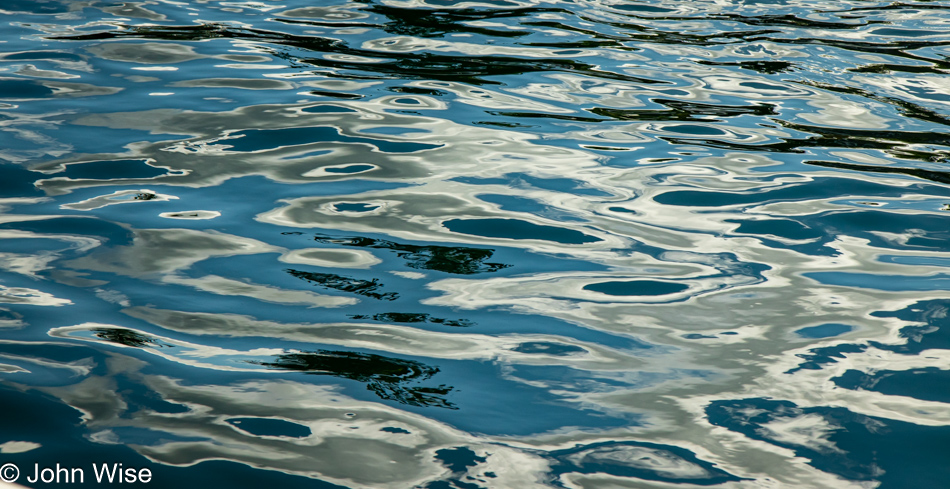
[2,0,950,488]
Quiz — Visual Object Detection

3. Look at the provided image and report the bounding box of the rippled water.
[2,0,950,487]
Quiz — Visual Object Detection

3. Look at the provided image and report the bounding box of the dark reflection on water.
[93,327,171,349]
[287,268,400,301]
[252,350,456,409]
[2,0,950,487]
[313,233,511,275]
[349,312,475,327]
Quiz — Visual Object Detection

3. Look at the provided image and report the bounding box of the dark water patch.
[349,312,474,327]
[708,398,950,487]
[612,4,675,14]
[683,334,717,340]
[522,40,619,49]
[306,90,363,99]
[739,81,789,92]
[807,160,950,186]
[850,63,947,75]
[422,447,488,489]
[608,206,638,215]
[584,280,688,297]
[50,23,244,42]
[795,323,853,339]
[590,99,778,122]
[805,272,950,291]
[251,350,455,409]
[2,0,69,14]
[872,28,948,38]
[58,159,168,180]
[2,51,83,61]
[223,127,439,153]
[313,234,510,274]
[512,342,585,356]
[93,328,170,348]
[294,41,664,86]
[392,97,421,105]
[472,120,536,128]
[663,124,728,136]
[435,446,486,474]
[362,4,549,39]
[443,218,601,244]
[777,121,950,159]
[696,60,795,74]
[333,203,378,212]
[0,79,54,99]
[226,417,312,438]
[380,426,410,434]
[286,269,398,300]
[709,13,886,30]
[300,105,357,114]
[0,164,44,196]
[388,86,446,96]
[324,164,375,174]
[581,145,632,152]
[653,178,916,208]
[486,110,604,123]
[254,350,438,381]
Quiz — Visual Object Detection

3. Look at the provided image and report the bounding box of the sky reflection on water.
[1,0,950,488]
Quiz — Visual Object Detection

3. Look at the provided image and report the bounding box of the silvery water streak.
[1,0,949,487]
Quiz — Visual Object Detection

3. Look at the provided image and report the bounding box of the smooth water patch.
[795,323,853,339]
[333,203,379,212]
[806,272,950,291]
[584,280,689,297]
[325,164,375,174]
[443,218,601,244]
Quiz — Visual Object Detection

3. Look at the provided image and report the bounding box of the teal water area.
[1,0,950,487]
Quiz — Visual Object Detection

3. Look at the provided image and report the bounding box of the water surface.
[2,0,950,487]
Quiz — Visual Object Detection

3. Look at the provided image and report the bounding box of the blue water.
[1,0,950,488]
